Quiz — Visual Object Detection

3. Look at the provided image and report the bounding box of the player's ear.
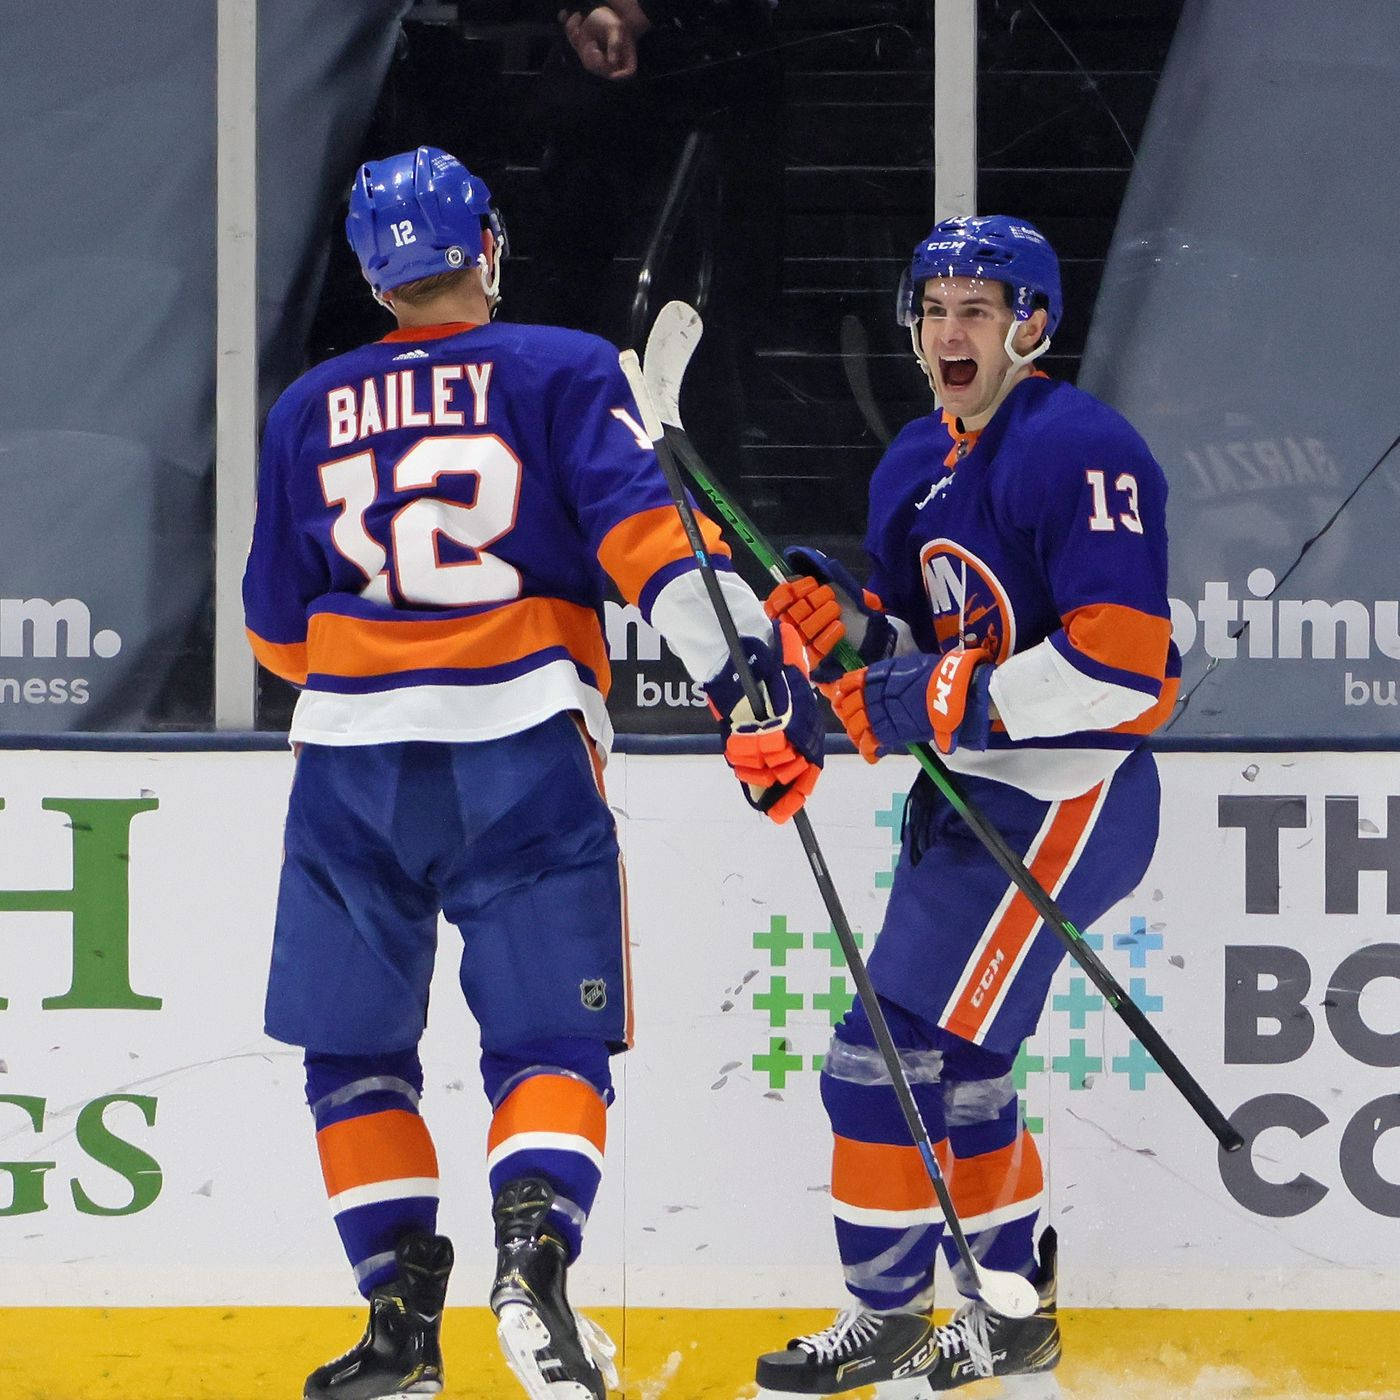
[1014,307,1049,352]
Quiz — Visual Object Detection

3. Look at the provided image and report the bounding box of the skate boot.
[304,1231,454,1400]
[899,1227,1061,1396]
[490,1176,619,1400]
[755,1306,942,1397]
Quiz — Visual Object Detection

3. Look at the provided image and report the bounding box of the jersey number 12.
[320,435,522,607]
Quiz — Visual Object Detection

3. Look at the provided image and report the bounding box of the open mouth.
[940,357,978,389]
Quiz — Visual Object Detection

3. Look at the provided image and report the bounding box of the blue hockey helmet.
[896,216,1062,338]
[346,146,506,298]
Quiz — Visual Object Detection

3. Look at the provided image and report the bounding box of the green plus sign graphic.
[1012,1043,1045,1133]
[811,975,854,1026]
[1052,977,1104,1029]
[874,795,906,889]
[1013,1042,1045,1089]
[754,915,803,966]
[753,975,804,1027]
[753,1036,804,1088]
[1051,1038,1102,1090]
[812,926,864,967]
[1112,1038,1163,1091]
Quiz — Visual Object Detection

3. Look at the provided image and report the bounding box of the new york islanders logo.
[919,539,1016,661]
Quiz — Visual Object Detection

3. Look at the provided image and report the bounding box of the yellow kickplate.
[0,1307,1396,1400]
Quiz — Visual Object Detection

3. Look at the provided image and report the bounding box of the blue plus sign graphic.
[1112,1038,1163,1090]
[1052,977,1103,1029]
[1128,976,1162,1014]
[1113,915,1161,968]
[874,794,906,889]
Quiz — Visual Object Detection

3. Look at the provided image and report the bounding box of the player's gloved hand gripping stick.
[642,299,1245,1158]
[620,339,1043,1322]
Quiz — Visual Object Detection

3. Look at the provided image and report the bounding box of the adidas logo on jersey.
[391,348,431,361]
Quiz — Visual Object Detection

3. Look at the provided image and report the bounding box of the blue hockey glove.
[704,626,825,822]
[829,646,994,762]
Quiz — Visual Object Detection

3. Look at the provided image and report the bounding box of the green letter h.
[0,798,161,1010]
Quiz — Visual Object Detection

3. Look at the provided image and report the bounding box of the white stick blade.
[977,1267,1040,1320]
[617,348,663,442]
[643,300,704,428]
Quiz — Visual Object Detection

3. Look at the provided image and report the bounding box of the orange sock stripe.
[316,1109,439,1199]
[487,1074,607,1157]
[831,1133,949,1211]
[947,1129,1044,1218]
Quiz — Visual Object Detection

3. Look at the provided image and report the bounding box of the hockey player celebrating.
[758,216,1179,1395]
[243,146,823,1400]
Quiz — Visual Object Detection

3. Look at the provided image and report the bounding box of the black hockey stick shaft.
[664,423,1244,1155]
[619,347,1037,1318]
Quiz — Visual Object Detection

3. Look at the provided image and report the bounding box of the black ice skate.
[755,1307,942,1396]
[490,1176,619,1400]
[756,1230,1060,1400]
[304,1231,454,1400]
[910,1227,1061,1395]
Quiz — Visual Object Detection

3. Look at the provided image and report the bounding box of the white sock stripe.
[486,1131,605,1174]
[328,1176,441,1215]
[958,1191,1045,1237]
[310,1075,421,1119]
[831,1200,945,1229]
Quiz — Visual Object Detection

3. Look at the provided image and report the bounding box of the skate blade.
[997,1374,1063,1399]
[870,1380,935,1400]
[496,1302,602,1400]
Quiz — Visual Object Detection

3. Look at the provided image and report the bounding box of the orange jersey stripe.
[317,1109,439,1198]
[1061,602,1170,682]
[947,1130,1044,1218]
[247,629,309,686]
[487,1074,608,1157]
[304,595,610,689]
[596,505,731,606]
[1112,672,1181,736]
[944,785,1103,1042]
[830,1134,948,1211]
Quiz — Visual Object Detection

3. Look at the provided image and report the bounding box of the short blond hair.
[388,267,477,307]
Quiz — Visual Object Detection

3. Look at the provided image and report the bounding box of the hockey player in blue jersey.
[756,217,1179,1396]
[243,146,823,1400]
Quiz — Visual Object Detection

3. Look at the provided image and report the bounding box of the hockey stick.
[839,312,892,447]
[620,344,1040,1321]
[642,300,1245,1156]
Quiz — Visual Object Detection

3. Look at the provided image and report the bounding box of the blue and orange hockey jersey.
[866,375,1180,800]
[243,320,767,750]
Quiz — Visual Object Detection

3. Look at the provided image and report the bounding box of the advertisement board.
[0,749,1395,1310]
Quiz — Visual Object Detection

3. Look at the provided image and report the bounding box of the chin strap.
[479,248,502,313]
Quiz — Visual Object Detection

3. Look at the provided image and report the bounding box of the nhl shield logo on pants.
[580,978,607,1011]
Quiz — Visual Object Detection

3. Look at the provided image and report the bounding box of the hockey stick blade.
[646,305,1245,1157]
[643,300,704,429]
